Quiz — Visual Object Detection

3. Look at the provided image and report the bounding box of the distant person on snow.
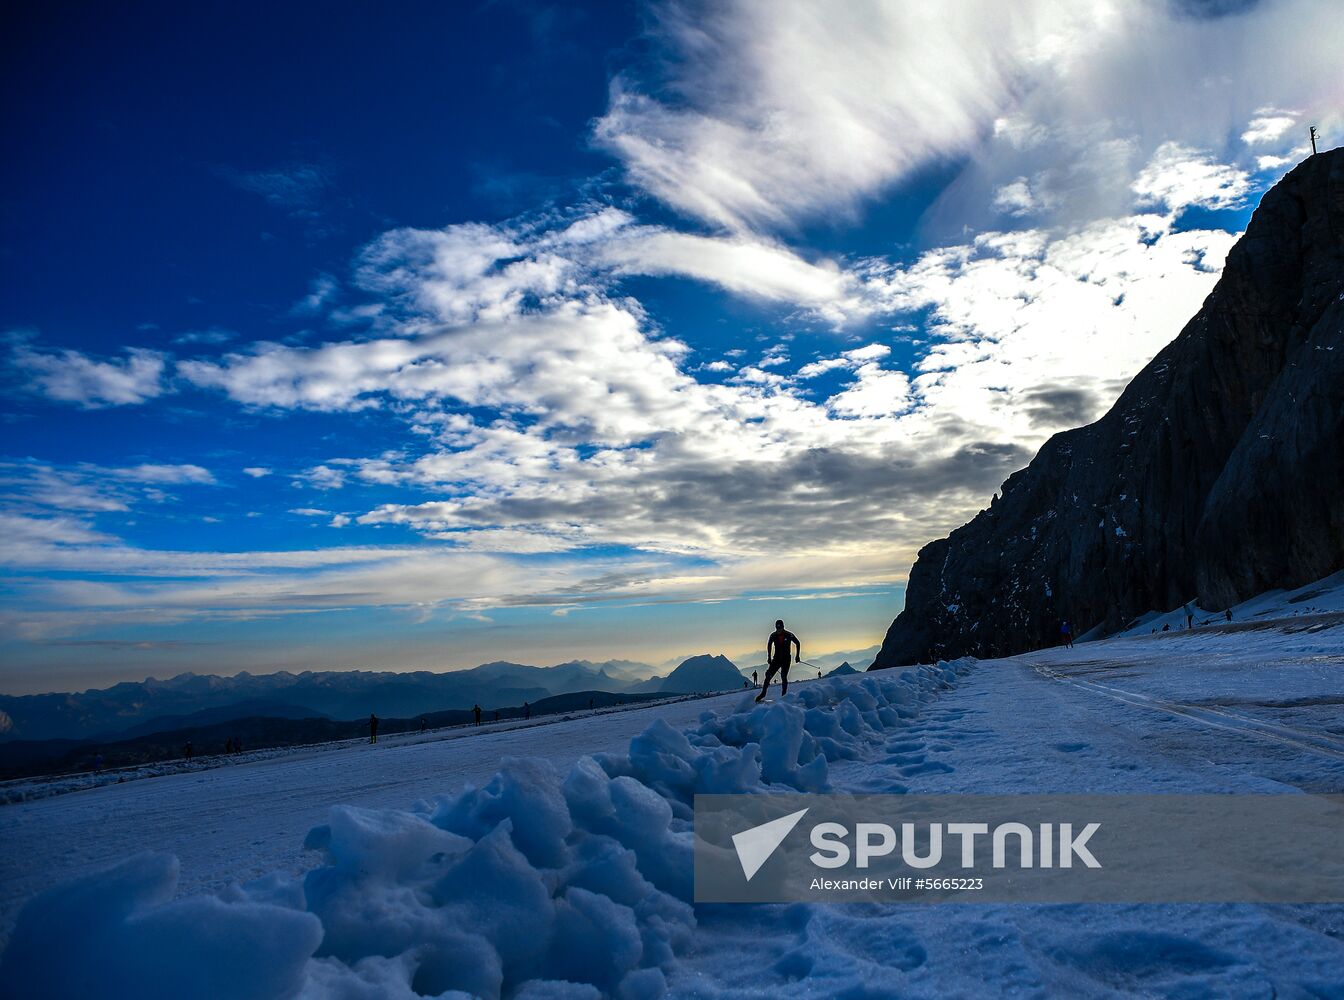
[1184,602,1195,630]
[751,670,758,686]
[1060,620,1074,649]
[420,717,427,734]
[473,704,482,726]
[184,740,193,761]
[524,702,531,720]
[756,619,800,703]
[369,713,379,744]
[1225,608,1233,623]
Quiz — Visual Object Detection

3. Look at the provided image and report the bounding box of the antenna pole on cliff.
[1309,126,1318,155]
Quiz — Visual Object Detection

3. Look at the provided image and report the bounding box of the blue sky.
[2,0,1339,693]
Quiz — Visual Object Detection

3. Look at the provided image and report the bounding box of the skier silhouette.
[1060,620,1074,649]
[523,701,531,720]
[751,670,758,685]
[473,703,482,726]
[756,619,800,703]
[369,713,379,744]
[1183,602,1195,630]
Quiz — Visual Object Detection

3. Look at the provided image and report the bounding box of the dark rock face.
[873,149,1344,668]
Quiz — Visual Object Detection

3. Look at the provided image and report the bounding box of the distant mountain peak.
[659,653,743,693]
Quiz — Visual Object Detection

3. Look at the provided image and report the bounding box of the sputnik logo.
[732,807,809,881]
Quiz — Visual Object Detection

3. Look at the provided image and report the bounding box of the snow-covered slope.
[1,588,1341,998]
[1110,569,1344,638]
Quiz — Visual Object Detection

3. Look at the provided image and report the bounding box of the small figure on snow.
[369,713,379,744]
[1059,620,1074,649]
[420,717,427,734]
[183,739,193,761]
[473,703,482,726]
[1183,602,1195,630]
[751,670,758,686]
[756,619,801,703]
[523,702,531,720]
[1225,608,1233,623]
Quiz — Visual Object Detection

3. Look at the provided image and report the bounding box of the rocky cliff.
[873,148,1344,668]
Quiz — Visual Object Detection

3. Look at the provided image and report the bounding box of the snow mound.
[1,660,974,999]
[0,853,321,1000]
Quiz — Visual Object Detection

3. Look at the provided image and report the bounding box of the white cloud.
[9,340,168,408]
[242,467,272,478]
[110,464,215,485]
[0,461,216,515]
[172,327,235,346]
[1131,142,1251,213]
[293,273,339,315]
[594,0,1105,231]
[992,178,1039,217]
[798,343,891,378]
[1241,111,1298,145]
[595,0,1341,234]
[0,512,115,546]
[294,464,348,489]
[826,364,912,419]
[597,227,886,324]
[590,1,1339,238]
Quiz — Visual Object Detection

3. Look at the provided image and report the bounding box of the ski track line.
[1029,662,1344,761]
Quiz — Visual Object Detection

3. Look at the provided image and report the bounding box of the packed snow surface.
[1,577,1342,998]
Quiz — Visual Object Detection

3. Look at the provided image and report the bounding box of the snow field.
[0,661,974,999]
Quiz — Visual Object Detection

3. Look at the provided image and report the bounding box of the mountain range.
[0,654,757,746]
